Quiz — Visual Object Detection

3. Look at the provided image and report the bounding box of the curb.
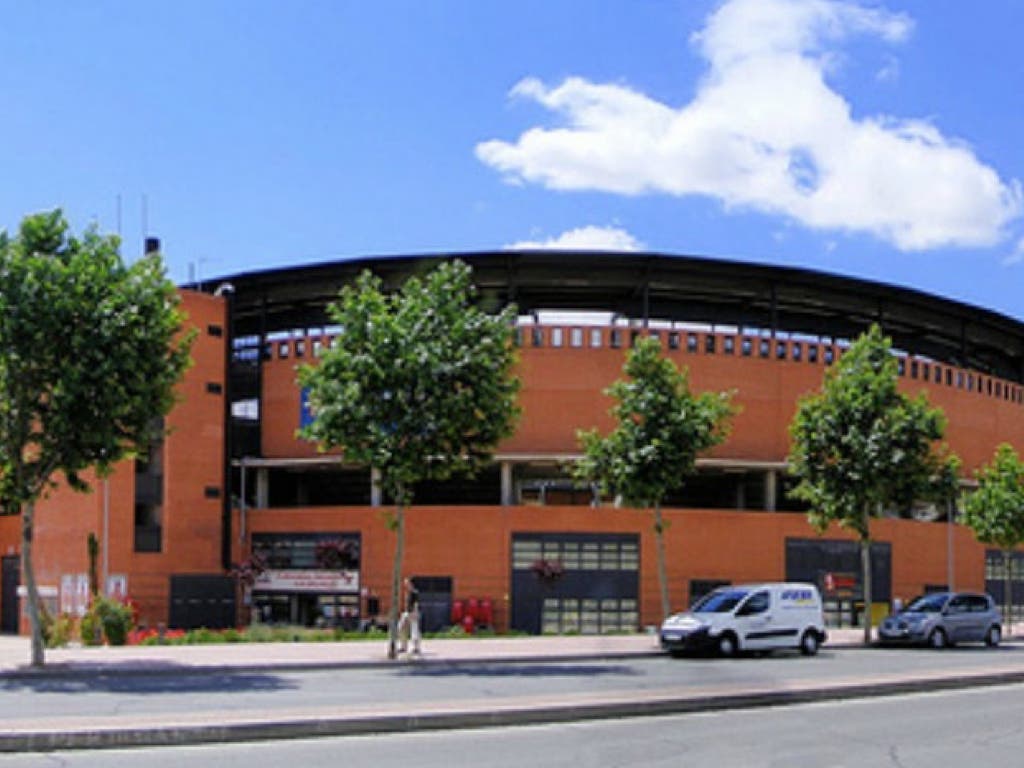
[4,662,1024,752]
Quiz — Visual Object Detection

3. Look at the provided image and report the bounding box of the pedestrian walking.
[397,577,421,655]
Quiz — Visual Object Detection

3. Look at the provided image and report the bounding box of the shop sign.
[255,569,359,594]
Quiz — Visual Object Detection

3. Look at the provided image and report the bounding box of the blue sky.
[1,1,1022,319]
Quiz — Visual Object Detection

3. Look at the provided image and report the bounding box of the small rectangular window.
[967,374,974,392]
[824,347,834,365]
[610,329,622,349]
[987,378,993,396]
[570,328,583,348]
[759,339,770,358]
[667,332,680,350]
[946,368,953,386]
[922,363,930,381]
[775,341,786,360]
[649,330,661,346]
[278,342,290,359]
[957,371,964,389]
[514,328,523,347]
[295,340,306,358]
[630,330,640,347]
[723,336,735,354]
[704,335,716,354]
[204,486,221,499]
[206,382,223,395]
[897,358,906,376]
[741,338,752,357]
[551,328,564,348]
[791,342,802,362]
[996,381,1002,398]
[807,345,818,363]
[687,333,698,353]
[910,361,918,379]
[531,328,543,347]
[207,324,223,338]
[590,329,603,348]
[313,339,324,357]
[934,365,942,384]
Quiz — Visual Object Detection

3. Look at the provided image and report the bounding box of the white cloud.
[1003,237,1024,266]
[506,225,644,251]
[477,0,1022,252]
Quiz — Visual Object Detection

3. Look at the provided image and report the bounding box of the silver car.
[877,591,1002,648]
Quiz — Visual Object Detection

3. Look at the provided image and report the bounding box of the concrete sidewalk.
[0,628,873,677]
[0,628,1021,753]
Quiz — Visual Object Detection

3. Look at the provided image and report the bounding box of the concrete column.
[255,468,269,509]
[500,462,514,506]
[764,470,778,512]
[371,468,382,507]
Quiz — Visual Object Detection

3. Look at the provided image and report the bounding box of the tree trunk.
[860,531,873,647]
[22,502,44,667]
[654,503,671,621]
[1005,548,1013,636]
[387,502,405,660]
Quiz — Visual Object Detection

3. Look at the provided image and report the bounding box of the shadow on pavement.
[0,668,297,694]
[402,662,640,678]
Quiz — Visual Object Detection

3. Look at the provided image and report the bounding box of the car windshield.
[692,588,749,613]
[905,593,948,613]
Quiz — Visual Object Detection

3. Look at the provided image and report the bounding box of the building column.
[255,468,269,509]
[500,461,514,506]
[371,468,382,507]
[764,470,778,512]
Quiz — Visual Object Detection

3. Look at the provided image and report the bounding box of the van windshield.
[692,589,749,613]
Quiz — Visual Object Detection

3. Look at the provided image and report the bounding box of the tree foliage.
[962,444,1024,549]
[575,336,735,620]
[788,324,958,642]
[962,443,1024,626]
[299,260,519,657]
[0,210,192,665]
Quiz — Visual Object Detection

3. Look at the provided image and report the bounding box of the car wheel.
[928,628,948,649]
[985,626,1001,648]
[799,630,820,656]
[718,632,738,657]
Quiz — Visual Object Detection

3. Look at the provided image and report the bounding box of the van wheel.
[718,632,738,657]
[985,626,1001,647]
[799,630,820,656]
[928,629,948,649]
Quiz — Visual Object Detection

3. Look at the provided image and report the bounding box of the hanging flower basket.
[531,558,565,584]
[315,538,359,570]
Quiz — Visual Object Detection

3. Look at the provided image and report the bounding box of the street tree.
[788,324,958,645]
[0,210,192,666]
[575,336,735,621]
[962,443,1024,631]
[299,260,519,658]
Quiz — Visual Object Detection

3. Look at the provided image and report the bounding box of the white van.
[660,582,827,657]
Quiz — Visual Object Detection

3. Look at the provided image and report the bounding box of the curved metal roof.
[201,250,1024,383]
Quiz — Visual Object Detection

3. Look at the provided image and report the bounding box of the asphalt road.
[0,644,1019,728]
[1,682,1021,767]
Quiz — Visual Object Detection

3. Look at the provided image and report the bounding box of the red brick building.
[3,252,1022,634]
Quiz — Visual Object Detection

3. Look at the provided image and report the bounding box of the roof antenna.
[141,193,149,241]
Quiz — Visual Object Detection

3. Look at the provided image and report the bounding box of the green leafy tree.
[0,210,192,666]
[575,337,735,621]
[788,324,958,645]
[299,260,519,658]
[962,443,1024,632]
